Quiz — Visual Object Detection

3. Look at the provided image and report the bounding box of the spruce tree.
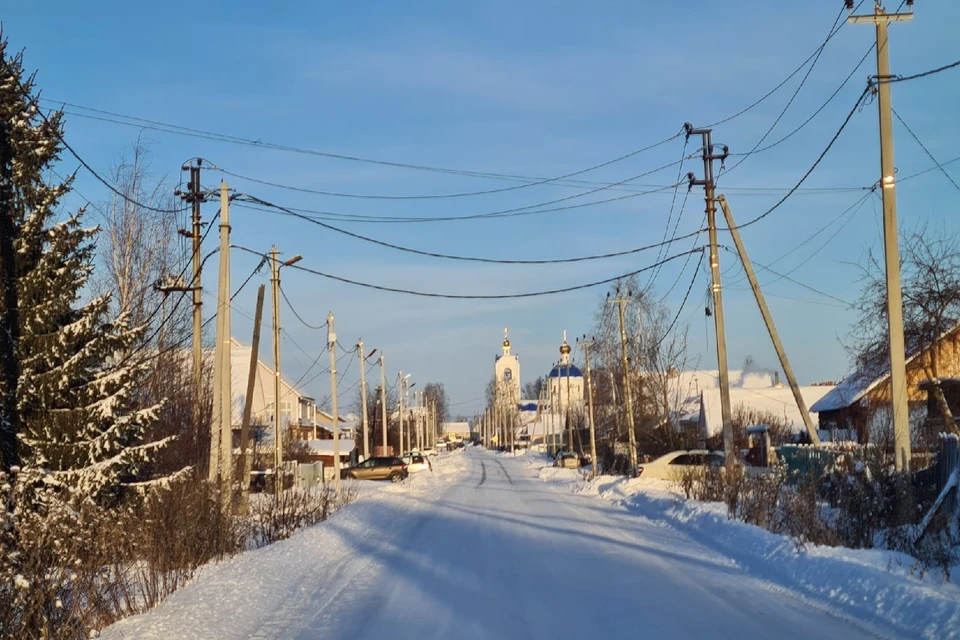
[0,38,163,502]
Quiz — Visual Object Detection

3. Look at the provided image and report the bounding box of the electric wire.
[201,131,684,200]
[721,86,871,233]
[238,194,703,264]
[886,59,960,84]
[279,284,328,330]
[720,246,847,305]
[891,107,960,194]
[233,245,704,300]
[649,249,705,352]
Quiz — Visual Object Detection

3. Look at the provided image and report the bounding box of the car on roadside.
[635,450,725,480]
[400,452,432,474]
[340,456,409,483]
[421,447,437,457]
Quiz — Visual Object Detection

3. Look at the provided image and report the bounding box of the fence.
[282,461,327,489]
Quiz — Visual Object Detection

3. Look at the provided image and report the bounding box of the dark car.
[341,456,409,482]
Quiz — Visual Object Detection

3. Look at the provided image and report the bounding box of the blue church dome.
[549,363,582,378]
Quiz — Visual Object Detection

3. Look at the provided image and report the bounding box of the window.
[504,368,513,381]
[360,459,376,468]
[669,454,702,466]
[707,453,725,467]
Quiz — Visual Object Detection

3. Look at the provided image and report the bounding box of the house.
[229,337,317,442]
[690,384,836,442]
[810,320,960,443]
[299,438,356,470]
[441,421,472,441]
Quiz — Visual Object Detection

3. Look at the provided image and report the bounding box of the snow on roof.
[812,319,960,413]
[305,439,355,456]
[442,421,471,434]
[696,385,835,438]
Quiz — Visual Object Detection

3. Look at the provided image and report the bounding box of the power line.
[238,194,704,265]
[721,86,871,233]
[0,57,181,215]
[886,58,960,84]
[649,249,705,352]
[719,5,847,177]
[891,107,960,194]
[720,246,847,305]
[202,132,683,200]
[279,284,328,330]
[233,245,704,300]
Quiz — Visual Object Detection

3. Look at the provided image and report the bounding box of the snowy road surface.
[105,450,892,639]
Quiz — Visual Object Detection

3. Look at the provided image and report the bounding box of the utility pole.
[611,297,639,470]
[328,312,342,492]
[239,285,266,510]
[848,0,913,471]
[175,161,206,438]
[685,123,733,462]
[358,339,370,460]
[398,371,405,454]
[580,337,600,479]
[0,124,19,471]
[210,182,232,490]
[718,196,820,445]
[379,355,388,453]
[267,248,302,498]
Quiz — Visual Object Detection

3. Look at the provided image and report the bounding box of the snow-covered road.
[104,450,890,639]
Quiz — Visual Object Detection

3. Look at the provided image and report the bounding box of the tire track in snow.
[477,459,487,487]
[493,458,514,485]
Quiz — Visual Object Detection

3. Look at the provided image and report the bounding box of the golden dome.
[559,342,571,355]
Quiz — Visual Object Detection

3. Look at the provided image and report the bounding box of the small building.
[441,421,471,441]
[811,320,960,443]
[692,384,836,442]
[300,438,356,470]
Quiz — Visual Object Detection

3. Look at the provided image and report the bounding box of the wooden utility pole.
[848,1,913,471]
[718,196,821,445]
[328,312,342,492]
[0,124,19,471]
[380,354,388,452]
[580,338,600,479]
[686,124,733,461]
[611,298,639,470]
[239,285,265,509]
[358,339,370,460]
[398,371,405,454]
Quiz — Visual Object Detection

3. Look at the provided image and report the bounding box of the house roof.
[442,421,471,434]
[810,319,960,413]
[697,385,834,438]
[305,439,355,456]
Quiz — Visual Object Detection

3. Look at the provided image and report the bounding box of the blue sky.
[5,0,960,416]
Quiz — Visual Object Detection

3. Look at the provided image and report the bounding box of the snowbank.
[529,458,960,640]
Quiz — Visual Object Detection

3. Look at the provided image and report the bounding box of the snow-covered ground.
[102,449,959,639]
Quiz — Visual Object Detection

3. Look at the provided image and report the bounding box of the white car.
[635,450,725,480]
[400,452,432,474]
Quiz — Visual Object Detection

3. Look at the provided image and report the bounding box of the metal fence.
[282,461,327,488]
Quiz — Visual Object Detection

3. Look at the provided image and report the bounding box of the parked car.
[341,456,409,482]
[554,451,580,469]
[421,447,437,457]
[635,450,725,480]
[400,452,432,474]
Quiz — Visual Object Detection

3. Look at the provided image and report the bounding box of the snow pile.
[532,462,960,640]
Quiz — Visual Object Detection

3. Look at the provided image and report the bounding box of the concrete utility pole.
[209,182,232,489]
[380,355,388,452]
[580,338,600,479]
[0,124,20,471]
[848,0,913,471]
[611,297,639,470]
[239,285,266,509]
[398,371,406,454]
[268,247,302,497]
[685,123,734,462]
[565,360,574,452]
[358,339,370,460]
[328,312,342,492]
[718,196,821,445]
[270,247,282,496]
